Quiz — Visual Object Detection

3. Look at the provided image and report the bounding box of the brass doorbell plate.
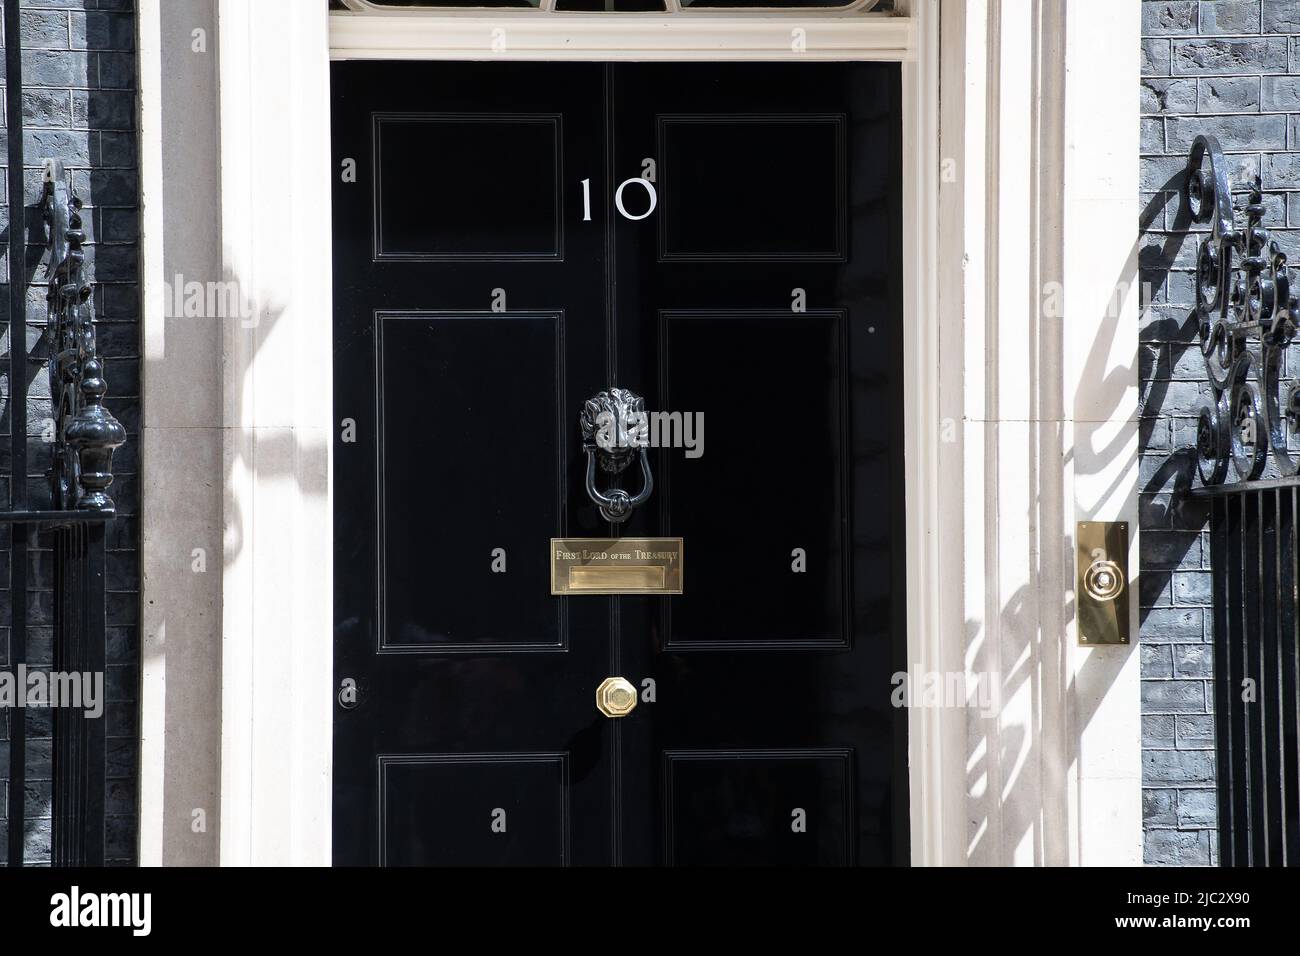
[1077,521,1130,645]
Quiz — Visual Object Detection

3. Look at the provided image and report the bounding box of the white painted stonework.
[138,0,225,867]
[329,8,911,61]
[1063,0,1143,866]
[215,0,335,867]
[927,0,1141,865]
[139,0,334,866]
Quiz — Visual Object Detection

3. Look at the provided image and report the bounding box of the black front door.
[332,60,905,866]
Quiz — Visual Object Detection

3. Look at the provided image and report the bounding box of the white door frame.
[139,0,1140,866]
[328,1,947,867]
[328,8,912,60]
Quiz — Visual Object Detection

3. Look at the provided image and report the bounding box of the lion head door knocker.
[580,387,654,523]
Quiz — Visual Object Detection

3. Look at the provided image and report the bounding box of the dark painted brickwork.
[1140,0,1300,865]
[0,0,139,865]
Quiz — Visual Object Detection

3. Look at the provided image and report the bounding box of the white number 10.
[580,176,659,222]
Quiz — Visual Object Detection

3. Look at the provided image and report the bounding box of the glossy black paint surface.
[332,61,905,866]
[374,115,563,260]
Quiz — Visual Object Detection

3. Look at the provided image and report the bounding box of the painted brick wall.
[1139,0,1300,865]
[0,0,140,865]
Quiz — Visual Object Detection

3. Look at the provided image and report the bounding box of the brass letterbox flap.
[551,538,683,596]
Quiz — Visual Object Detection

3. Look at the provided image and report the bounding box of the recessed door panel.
[657,115,845,261]
[663,750,852,865]
[659,309,848,650]
[373,113,563,260]
[379,753,569,866]
[376,312,565,652]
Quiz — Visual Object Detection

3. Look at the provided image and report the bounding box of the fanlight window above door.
[331,0,888,12]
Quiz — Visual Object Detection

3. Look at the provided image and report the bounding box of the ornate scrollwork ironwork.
[42,160,126,512]
[580,387,654,523]
[1187,135,1300,486]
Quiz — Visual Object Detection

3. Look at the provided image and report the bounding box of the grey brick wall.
[1140,0,1300,865]
[0,0,139,866]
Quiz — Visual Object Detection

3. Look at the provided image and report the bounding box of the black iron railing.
[1195,483,1300,866]
[2,0,124,866]
[1186,134,1300,865]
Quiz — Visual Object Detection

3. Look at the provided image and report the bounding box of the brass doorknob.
[1083,559,1124,602]
[596,677,638,718]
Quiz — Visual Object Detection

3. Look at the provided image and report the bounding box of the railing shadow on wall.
[963,150,1143,865]
[1138,177,1210,605]
[1147,134,1300,867]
